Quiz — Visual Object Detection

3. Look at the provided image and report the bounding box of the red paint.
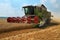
[27,16,31,23]
[34,16,39,24]
[7,17,13,22]
[16,17,21,23]
[7,16,39,24]
[21,17,26,23]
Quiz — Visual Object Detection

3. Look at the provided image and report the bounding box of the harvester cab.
[23,6,34,15]
[23,6,36,19]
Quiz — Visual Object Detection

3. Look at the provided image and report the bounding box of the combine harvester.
[7,4,52,28]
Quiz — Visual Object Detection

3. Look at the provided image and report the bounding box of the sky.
[0,0,60,17]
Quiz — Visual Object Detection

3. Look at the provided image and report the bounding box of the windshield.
[24,8,28,14]
[24,7,34,15]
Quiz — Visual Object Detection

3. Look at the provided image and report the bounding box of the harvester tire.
[38,18,51,28]
[38,18,47,27]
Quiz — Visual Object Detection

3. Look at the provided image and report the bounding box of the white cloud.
[55,4,59,8]
[40,0,59,8]
[0,3,19,17]
[40,0,47,4]
[50,0,59,8]
[0,0,25,17]
[50,0,56,3]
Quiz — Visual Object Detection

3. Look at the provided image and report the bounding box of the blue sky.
[0,0,60,17]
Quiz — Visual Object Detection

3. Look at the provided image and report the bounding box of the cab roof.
[23,5,34,8]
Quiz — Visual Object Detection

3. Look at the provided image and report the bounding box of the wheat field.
[0,18,60,40]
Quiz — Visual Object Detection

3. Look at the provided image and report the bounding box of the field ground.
[0,18,60,40]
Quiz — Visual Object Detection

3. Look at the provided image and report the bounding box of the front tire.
[39,20,46,27]
[38,18,51,28]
